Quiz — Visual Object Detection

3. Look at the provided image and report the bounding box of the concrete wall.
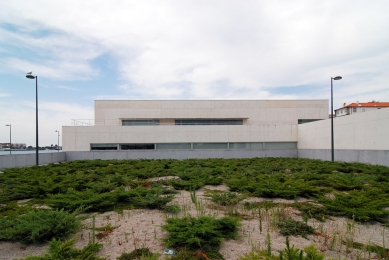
[63,125,298,151]
[65,149,297,161]
[298,149,389,167]
[94,100,329,126]
[0,152,66,170]
[63,100,328,151]
[1,148,387,169]
[298,108,389,150]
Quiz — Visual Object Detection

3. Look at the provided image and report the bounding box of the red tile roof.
[341,102,389,108]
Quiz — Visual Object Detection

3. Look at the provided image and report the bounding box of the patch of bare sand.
[1,184,388,260]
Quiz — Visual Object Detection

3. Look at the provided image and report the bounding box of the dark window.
[122,120,159,126]
[120,144,155,150]
[298,119,322,124]
[175,120,242,125]
[91,144,117,150]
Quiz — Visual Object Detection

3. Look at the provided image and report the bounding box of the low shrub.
[204,189,247,206]
[47,186,174,213]
[319,189,389,222]
[0,208,81,243]
[162,216,240,250]
[162,204,181,214]
[117,248,159,260]
[20,237,104,260]
[277,217,315,239]
[294,202,329,222]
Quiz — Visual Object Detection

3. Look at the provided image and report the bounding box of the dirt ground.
[1,183,388,260]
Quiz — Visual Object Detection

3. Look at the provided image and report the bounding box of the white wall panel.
[298,108,389,150]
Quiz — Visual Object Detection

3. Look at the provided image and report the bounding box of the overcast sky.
[1,0,389,146]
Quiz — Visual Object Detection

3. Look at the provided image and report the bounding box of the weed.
[239,237,325,260]
[170,249,225,260]
[91,223,119,240]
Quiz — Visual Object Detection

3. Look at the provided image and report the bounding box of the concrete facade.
[63,100,328,151]
[297,108,389,166]
[298,107,389,150]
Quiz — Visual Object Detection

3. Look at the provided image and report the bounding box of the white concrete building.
[62,100,328,152]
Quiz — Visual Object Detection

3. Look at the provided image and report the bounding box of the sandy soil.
[1,183,388,260]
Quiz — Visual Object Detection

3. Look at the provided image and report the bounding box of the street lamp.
[5,124,11,154]
[331,76,342,162]
[26,72,39,166]
[55,130,60,152]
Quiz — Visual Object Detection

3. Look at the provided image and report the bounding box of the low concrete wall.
[0,152,66,170]
[298,149,389,167]
[65,149,298,161]
[2,149,387,169]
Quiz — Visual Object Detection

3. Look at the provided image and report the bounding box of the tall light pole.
[26,72,39,166]
[55,130,60,152]
[331,76,342,162]
[5,124,11,154]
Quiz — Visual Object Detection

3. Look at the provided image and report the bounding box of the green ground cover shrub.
[48,186,174,212]
[163,168,222,191]
[1,157,389,224]
[20,237,104,260]
[319,188,389,222]
[162,215,240,250]
[277,217,315,239]
[294,202,329,222]
[117,248,159,260]
[204,189,247,206]
[0,208,81,243]
[225,173,326,199]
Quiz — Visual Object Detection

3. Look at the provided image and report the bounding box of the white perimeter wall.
[298,108,389,150]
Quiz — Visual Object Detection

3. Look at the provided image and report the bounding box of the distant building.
[335,101,389,117]
[0,143,26,150]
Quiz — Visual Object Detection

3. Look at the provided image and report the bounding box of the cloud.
[1,0,389,104]
[0,100,93,146]
[0,92,11,97]
[57,85,79,91]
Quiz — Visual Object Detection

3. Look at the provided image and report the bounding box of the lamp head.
[6,124,10,126]
[333,76,342,80]
[26,74,36,79]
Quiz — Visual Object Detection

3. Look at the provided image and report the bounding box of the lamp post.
[26,73,39,166]
[331,76,342,162]
[55,130,60,152]
[5,124,11,154]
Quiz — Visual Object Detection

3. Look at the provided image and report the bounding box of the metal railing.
[71,119,95,126]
